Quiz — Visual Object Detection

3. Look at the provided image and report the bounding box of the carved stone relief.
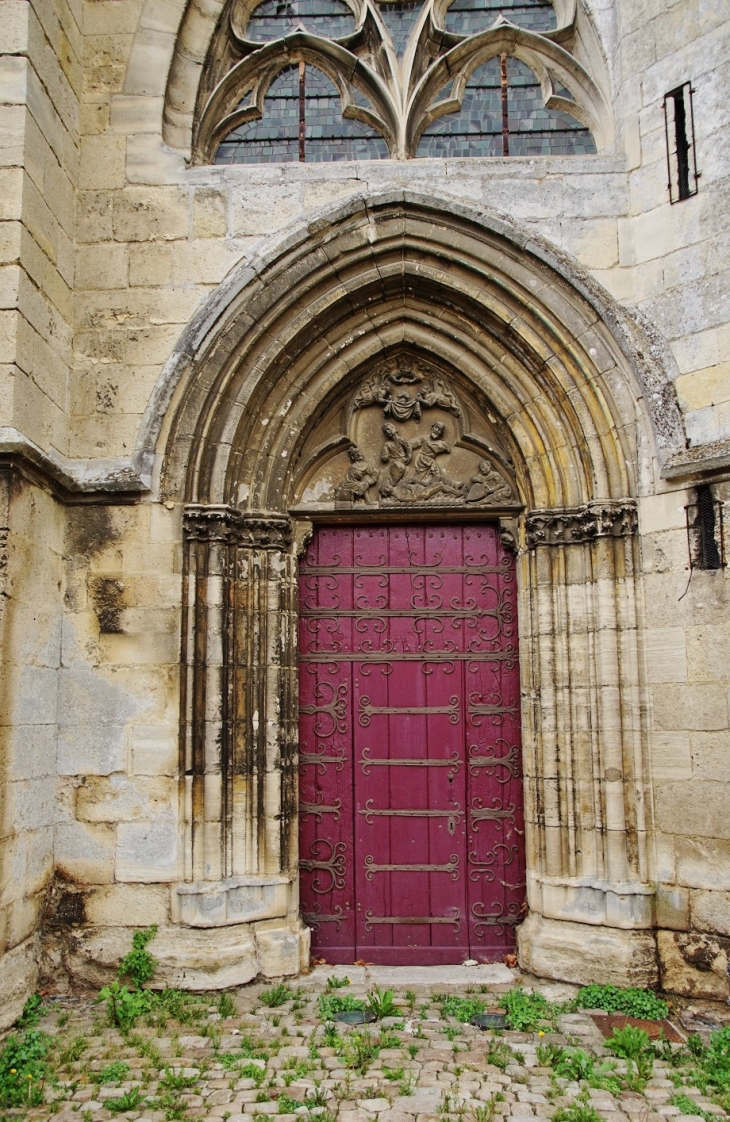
[294,359,517,511]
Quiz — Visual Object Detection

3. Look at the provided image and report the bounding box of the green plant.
[552,1105,602,1122]
[218,993,237,1018]
[326,976,351,990]
[276,1094,302,1114]
[95,1060,132,1085]
[444,1027,459,1042]
[472,1103,496,1122]
[398,1074,415,1096]
[319,993,366,1021]
[260,984,294,1008]
[57,1012,70,1028]
[16,994,45,1029]
[441,996,486,1023]
[0,1030,51,1108]
[378,1031,403,1049]
[58,1036,89,1066]
[405,990,416,1012]
[407,1043,419,1059]
[106,1088,147,1114]
[555,1048,595,1082]
[484,1041,515,1072]
[367,987,397,1019]
[670,1094,712,1122]
[383,1067,404,1082]
[160,1068,199,1091]
[536,1043,564,1067]
[118,926,158,989]
[502,988,552,1032]
[573,985,668,1021]
[323,1022,339,1048]
[605,1025,654,1090]
[98,981,153,1031]
[340,1031,379,1074]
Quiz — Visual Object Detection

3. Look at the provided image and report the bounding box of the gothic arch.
[149,190,685,983]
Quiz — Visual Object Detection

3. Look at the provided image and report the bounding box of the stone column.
[517,501,659,985]
[173,505,304,975]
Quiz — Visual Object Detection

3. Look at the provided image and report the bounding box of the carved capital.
[183,505,292,549]
[525,500,638,549]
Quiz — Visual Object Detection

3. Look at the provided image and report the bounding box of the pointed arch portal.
[150,190,685,984]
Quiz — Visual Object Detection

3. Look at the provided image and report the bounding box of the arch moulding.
[150,189,686,987]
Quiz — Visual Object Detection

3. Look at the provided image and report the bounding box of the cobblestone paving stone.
[8,971,729,1122]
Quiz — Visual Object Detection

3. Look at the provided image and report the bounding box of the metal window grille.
[663,81,699,203]
[686,486,724,571]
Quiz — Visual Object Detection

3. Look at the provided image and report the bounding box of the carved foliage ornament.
[196,0,609,161]
[184,505,293,549]
[524,501,638,548]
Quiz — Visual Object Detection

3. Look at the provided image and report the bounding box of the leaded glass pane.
[214,65,389,163]
[377,0,425,55]
[246,0,357,41]
[416,56,595,157]
[444,0,556,35]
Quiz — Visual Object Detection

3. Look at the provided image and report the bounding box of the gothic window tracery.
[197,0,608,163]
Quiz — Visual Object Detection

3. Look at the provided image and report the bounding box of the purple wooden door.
[298,524,524,965]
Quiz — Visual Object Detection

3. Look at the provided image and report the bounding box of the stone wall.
[0,0,727,1021]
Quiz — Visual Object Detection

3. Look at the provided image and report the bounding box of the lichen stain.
[90,577,125,633]
[66,507,119,558]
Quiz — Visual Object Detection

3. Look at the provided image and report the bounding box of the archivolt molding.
[141,189,685,507]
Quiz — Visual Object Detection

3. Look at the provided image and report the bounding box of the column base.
[0,935,39,1030]
[60,919,307,990]
[518,912,658,988]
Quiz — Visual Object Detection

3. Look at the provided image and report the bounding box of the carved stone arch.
[145,190,685,984]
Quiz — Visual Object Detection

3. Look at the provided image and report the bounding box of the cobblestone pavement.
[12,967,729,1122]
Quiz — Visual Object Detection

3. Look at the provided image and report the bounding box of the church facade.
[0,0,728,1023]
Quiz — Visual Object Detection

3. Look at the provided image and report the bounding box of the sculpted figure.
[465,459,513,504]
[336,447,378,503]
[417,376,462,418]
[406,422,466,499]
[383,389,421,422]
[378,423,412,497]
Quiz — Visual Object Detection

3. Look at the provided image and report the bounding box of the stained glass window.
[416,56,595,158]
[444,0,556,35]
[214,65,389,163]
[378,0,425,55]
[246,0,357,40]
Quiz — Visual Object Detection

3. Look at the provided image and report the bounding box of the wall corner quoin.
[517,912,658,988]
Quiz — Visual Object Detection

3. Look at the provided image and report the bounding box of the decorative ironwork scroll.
[299,839,347,894]
[364,855,460,881]
[302,903,344,933]
[468,740,521,780]
[470,799,517,832]
[359,695,460,727]
[358,799,463,836]
[300,792,342,822]
[468,692,518,726]
[299,743,345,775]
[364,908,462,933]
[300,681,348,737]
[360,747,461,778]
[471,900,522,936]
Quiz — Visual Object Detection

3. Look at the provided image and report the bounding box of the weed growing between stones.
[572,985,669,1019]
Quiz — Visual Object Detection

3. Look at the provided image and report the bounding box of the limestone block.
[644,628,687,683]
[125,133,187,185]
[230,186,302,236]
[0,106,26,167]
[655,885,689,931]
[691,889,730,937]
[76,774,175,823]
[194,188,227,238]
[110,95,164,134]
[54,820,116,883]
[256,926,300,978]
[113,186,189,242]
[76,192,114,243]
[128,725,178,775]
[0,56,28,105]
[298,923,311,973]
[0,1,30,53]
[129,242,172,286]
[638,492,688,535]
[656,781,730,839]
[657,930,729,1001]
[75,243,129,291]
[302,180,360,211]
[84,883,170,926]
[57,723,127,776]
[79,135,127,190]
[676,362,730,411]
[116,808,178,881]
[650,731,691,780]
[173,877,289,927]
[517,912,658,987]
[0,935,39,1030]
[652,685,728,732]
[677,837,730,891]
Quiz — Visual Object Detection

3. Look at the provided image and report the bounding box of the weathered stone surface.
[657,930,730,1001]
[517,913,658,988]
